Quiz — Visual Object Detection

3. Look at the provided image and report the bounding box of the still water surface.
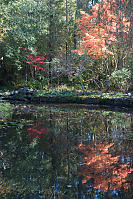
[0,102,133,198]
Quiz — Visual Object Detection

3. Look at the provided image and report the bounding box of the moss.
[3,89,133,107]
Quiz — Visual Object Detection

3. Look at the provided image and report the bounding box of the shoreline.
[3,94,133,108]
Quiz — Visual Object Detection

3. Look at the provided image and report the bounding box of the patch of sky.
[112,189,119,196]
[121,155,125,163]
[127,156,130,162]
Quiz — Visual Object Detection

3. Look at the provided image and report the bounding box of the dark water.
[0,102,133,199]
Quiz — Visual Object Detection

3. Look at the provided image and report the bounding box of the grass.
[35,89,129,99]
[0,83,132,101]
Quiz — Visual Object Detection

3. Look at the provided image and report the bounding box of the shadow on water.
[0,101,133,198]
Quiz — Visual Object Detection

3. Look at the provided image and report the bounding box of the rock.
[128,93,131,96]
[11,90,19,95]
[18,87,29,93]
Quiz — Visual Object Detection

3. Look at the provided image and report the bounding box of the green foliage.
[35,89,78,97]
[34,88,132,102]
[0,0,77,86]
[0,0,132,92]
[0,102,13,120]
[12,79,48,90]
[1,0,48,67]
[108,68,131,92]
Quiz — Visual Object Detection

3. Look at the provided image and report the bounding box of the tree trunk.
[129,0,133,91]
[66,0,68,70]
[77,72,85,95]
[49,0,54,87]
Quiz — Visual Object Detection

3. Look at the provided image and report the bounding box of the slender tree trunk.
[74,0,81,49]
[25,64,28,81]
[129,0,133,91]
[73,0,78,49]
[49,0,54,87]
[77,72,85,95]
[66,0,68,69]
[66,113,70,179]
[80,111,85,143]
[78,176,83,199]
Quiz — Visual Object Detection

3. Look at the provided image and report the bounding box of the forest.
[0,0,132,93]
[0,1,133,197]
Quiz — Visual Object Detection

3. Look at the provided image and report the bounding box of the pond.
[0,101,133,199]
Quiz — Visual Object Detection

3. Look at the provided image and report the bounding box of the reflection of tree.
[0,115,79,198]
[77,142,133,192]
[0,104,133,198]
[27,121,47,141]
[82,111,132,142]
[0,176,10,198]
[0,102,13,123]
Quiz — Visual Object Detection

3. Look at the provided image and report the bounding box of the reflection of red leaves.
[27,122,47,141]
[77,142,133,192]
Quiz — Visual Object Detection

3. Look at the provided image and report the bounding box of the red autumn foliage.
[27,121,47,141]
[73,0,131,59]
[22,48,47,70]
[76,142,133,192]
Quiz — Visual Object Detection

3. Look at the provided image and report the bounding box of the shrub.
[108,68,131,92]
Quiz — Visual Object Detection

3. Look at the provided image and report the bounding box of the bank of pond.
[1,87,133,108]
